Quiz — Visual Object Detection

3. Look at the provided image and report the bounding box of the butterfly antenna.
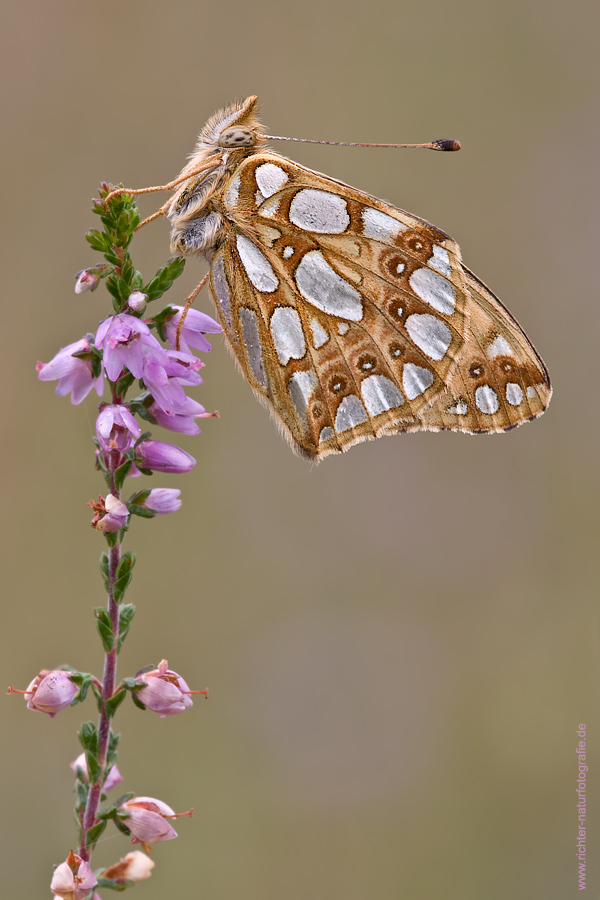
[260,134,461,151]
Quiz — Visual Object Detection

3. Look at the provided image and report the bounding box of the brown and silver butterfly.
[161,96,551,461]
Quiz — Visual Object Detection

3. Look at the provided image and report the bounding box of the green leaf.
[113,552,135,604]
[100,553,110,591]
[113,815,133,836]
[116,370,135,397]
[105,687,126,717]
[113,459,133,493]
[131,691,147,711]
[86,230,111,252]
[114,791,136,808]
[127,503,155,519]
[75,778,88,811]
[79,721,98,747]
[96,875,132,891]
[143,257,186,302]
[127,488,152,505]
[107,729,121,768]
[105,530,119,549]
[91,680,102,712]
[117,604,136,652]
[94,607,115,652]
[85,818,107,851]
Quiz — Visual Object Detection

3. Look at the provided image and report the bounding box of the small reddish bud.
[102,850,155,883]
[51,850,97,900]
[136,659,207,717]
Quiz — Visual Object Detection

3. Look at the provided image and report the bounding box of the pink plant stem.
[78,446,122,861]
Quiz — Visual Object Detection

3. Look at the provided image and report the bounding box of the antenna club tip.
[432,139,461,152]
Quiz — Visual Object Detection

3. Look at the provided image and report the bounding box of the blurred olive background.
[1,0,598,897]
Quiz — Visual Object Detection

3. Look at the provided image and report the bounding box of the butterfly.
[160,96,551,461]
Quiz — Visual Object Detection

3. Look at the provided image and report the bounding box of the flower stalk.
[24,182,221,892]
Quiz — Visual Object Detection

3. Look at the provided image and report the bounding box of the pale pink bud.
[70,752,123,792]
[51,851,98,900]
[119,796,192,844]
[102,850,155,883]
[74,269,100,293]
[24,669,78,717]
[128,291,148,312]
[137,659,205,717]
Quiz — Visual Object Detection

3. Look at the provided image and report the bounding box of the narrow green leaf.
[84,819,107,851]
[105,687,126,718]
[143,257,186,302]
[113,552,135,604]
[117,604,136,651]
[100,553,110,591]
[116,370,135,397]
[113,459,133,493]
[94,607,115,652]
[131,691,147,711]
[78,721,99,753]
[107,730,121,768]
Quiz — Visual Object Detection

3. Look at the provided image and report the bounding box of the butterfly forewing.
[170,97,551,460]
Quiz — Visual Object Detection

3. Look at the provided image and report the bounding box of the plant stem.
[78,448,122,861]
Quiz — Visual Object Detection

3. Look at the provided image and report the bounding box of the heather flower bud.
[74,269,100,293]
[89,494,130,532]
[135,440,196,474]
[142,489,182,515]
[128,290,148,313]
[137,659,202,717]
[119,796,192,844]
[51,851,97,900]
[23,669,78,717]
[70,752,123,792]
[102,850,155,883]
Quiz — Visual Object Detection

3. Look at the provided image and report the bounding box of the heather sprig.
[19,183,219,894]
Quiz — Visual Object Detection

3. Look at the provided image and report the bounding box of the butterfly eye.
[219,126,255,148]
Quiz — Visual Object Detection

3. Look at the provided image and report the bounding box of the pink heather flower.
[51,851,98,900]
[37,338,104,405]
[137,659,195,717]
[96,404,141,452]
[142,489,182,514]
[102,851,155,883]
[70,752,123,792]
[95,314,167,383]
[128,290,148,313]
[119,796,191,844]
[24,669,78,717]
[164,306,221,355]
[74,269,100,293]
[90,494,130,532]
[135,440,196,474]
[147,396,211,434]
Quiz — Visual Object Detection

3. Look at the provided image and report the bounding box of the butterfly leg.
[104,158,219,205]
[174,271,210,351]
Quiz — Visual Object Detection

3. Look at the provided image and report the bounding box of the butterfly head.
[196,95,265,154]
